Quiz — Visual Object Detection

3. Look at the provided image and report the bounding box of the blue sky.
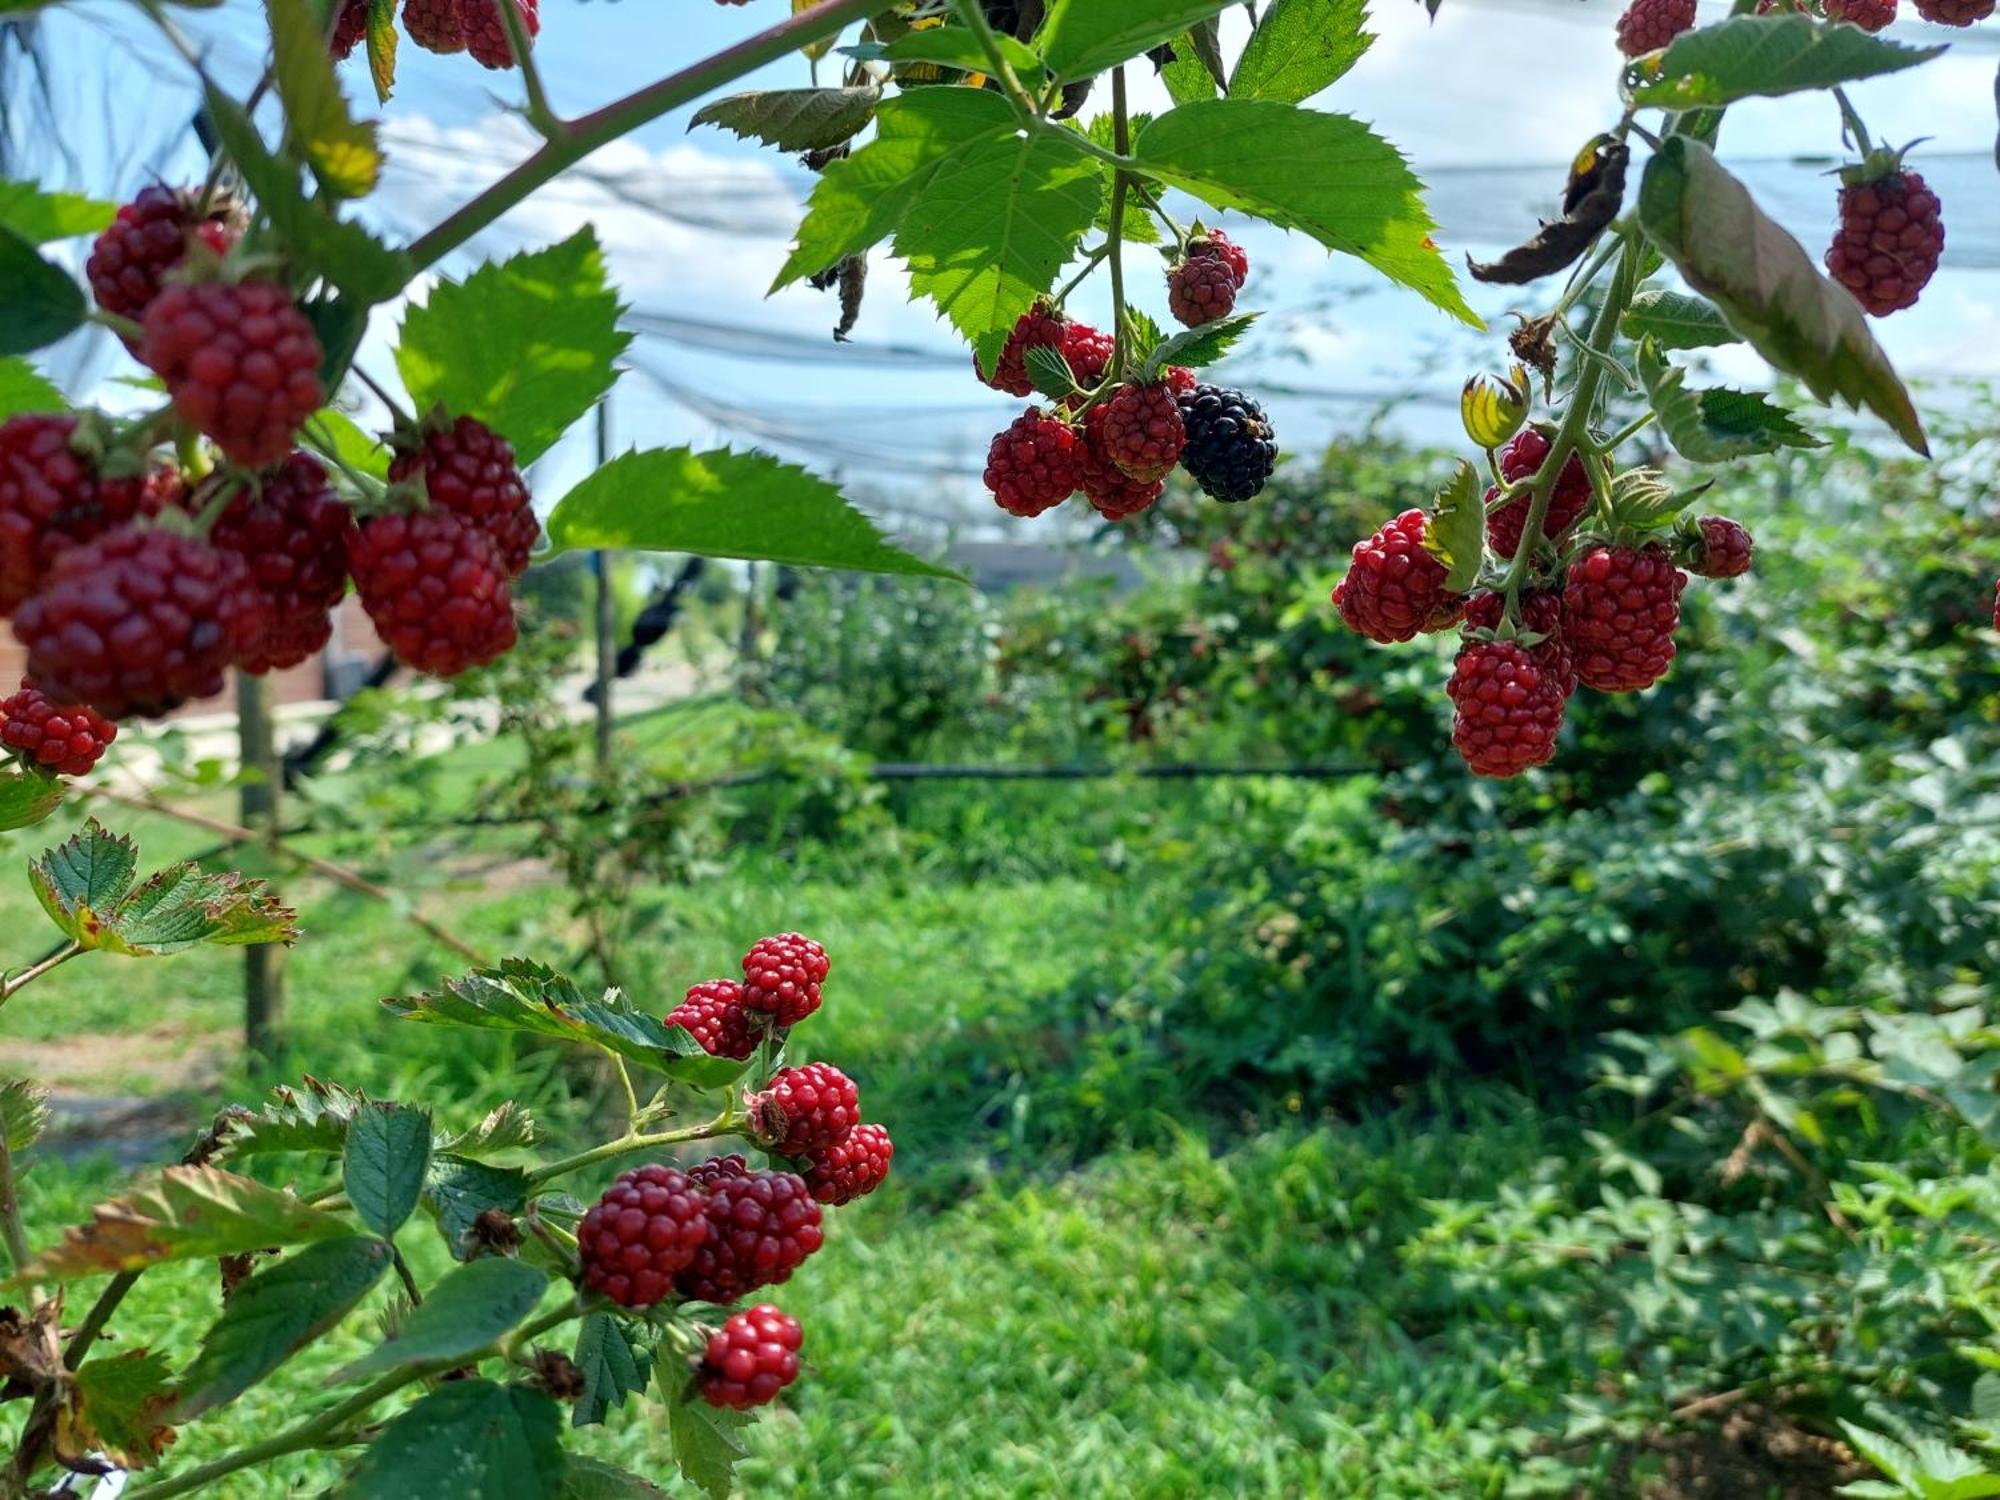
[13,0,2000,539]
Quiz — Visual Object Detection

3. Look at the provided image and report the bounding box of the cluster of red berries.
[1334,428,1756,778]
[978,231,1278,522]
[1758,0,1994,25]
[0,681,117,778]
[333,0,539,70]
[0,188,536,738]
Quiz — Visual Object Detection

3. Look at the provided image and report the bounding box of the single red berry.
[1188,231,1249,287]
[329,0,372,56]
[1688,516,1753,579]
[797,1122,893,1206]
[1332,508,1466,644]
[741,933,829,1026]
[752,1062,861,1157]
[463,0,538,68]
[141,281,325,469]
[1464,588,1576,697]
[984,410,1079,518]
[675,1169,824,1303]
[1448,640,1567,779]
[1616,0,1697,54]
[0,415,147,616]
[578,1164,710,1309]
[666,980,763,1061]
[978,306,1068,398]
[1826,170,1944,317]
[1563,542,1688,693]
[1913,0,1993,21]
[202,454,352,674]
[0,682,117,778]
[1060,322,1115,392]
[1825,0,1898,28]
[697,1304,803,1410]
[86,186,240,325]
[1163,365,1198,396]
[688,1154,751,1190]
[14,527,264,717]
[390,416,536,577]
[403,0,465,51]
[346,509,517,678]
[1167,256,1239,328]
[1486,428,1593,559]
[1075,403,1163,521]
[1099,383,1185,484]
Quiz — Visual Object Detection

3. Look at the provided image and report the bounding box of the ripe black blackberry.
[1175,384,1277,503]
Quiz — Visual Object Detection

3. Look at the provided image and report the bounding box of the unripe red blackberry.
[141,281,325,469]
[697,1304,802,1410]
[978,306,1068,398]
[329,0,371,56]
[1060,322,1115,392]
[15,527,265,717]
[1912,0,1994,21]
[688,1154,751,1190]
[741,932,829,1026]
[1167,256,1239,327]
[404,0,465,52]
[752,1063,860,1157]
[1686,516,1753,579]
[203,455,352,674]
[389,415,536,577]
[463,0,538,69]
[0,682,117,777]
[1075,403,1164,521]
[675,1169,824,1303]
[1826,169,1944,317]
[1615,0,1697,55]
[0,415,147,616]
[346,509,517,678]
[1188,230,1249,287]
[1332,508,1466,644]
[578,1164,710,1308]
[1487,429,1593,559]
[86,186,241,325]
[984,410,1078,518]
[1464,588,1576,697]
[797,1122,894,1206]
[666,980,763,1061]
[1563,542,1687,692]
[1099,383,1185,484]
[1448,640,1567,778]
[1825,0,1898,28]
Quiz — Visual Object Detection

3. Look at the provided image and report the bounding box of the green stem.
[0,942,80,1006]
[1108,67,1132,380]
[1593,410,1657,455]
[132,1301,585,1499]
[499,1,563,137]
[404,0,891,274]
[526,1111,737,1188]
[611,1057,640,1133]
[0,1133,31,1281]
[1130,181,1186,244]
[950,0,1041,118]
[1052,243,1112,308]
[1831,86,1872,156]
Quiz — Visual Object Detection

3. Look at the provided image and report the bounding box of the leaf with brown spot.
[56,1350,176,1470]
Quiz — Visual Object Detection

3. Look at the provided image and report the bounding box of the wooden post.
[238,672,284,1060]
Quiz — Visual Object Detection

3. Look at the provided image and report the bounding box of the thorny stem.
[1108,68,1133,380]
[131,1301,586,1498]
[1052,243,1112,308]
[0,943,81,1006]
[526,1109,738,1188]
[1130,180,1186,244]
[612,1056,641,1132]
[499,1,562,139]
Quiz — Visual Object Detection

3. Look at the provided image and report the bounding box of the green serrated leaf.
[1144,311,1258,377]
[337,1259,547,1382]
[1123,307,1165,369]
[1037,0,1232,84]
[340,1380,564,1499]
[885,26,1043,81]
[572,1312,653,1429]
[1636,339,1822,464]
[218,1077,370,1159]
[1134,100,1478,328]
[365,0,397,103]
[547,446,961,586]
[0,357,65,420]
[79,862,297,957]
[268,0,381,198]
[58,1350,175,1471]
[0,180,115,243]
[30,819,137,939]
[1622,287,1739,350]
[1230,0,1373,104]
[0,771,65,834]
[1023,344,1082,400]
[1638,136,1925,455]
[690,86,881,152]
[1630,14,1945,111]
[562,1457,668,1500]
[667,1384,752,1500]
[889,97,1105,368]
[1421,460,1485,593]
[308,405,391,481]
[0,1079,49,1155]
[16,1165,353,1284]
[1158,32,1218,104]
[423,1156,529,1261]
[0,224,85,357]
[395,228,628,467]
[439,1101,538,1157]
[343,1104,433,1236]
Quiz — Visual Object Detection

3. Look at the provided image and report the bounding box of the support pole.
[593,401,615,769]
[237,673,284,1060]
